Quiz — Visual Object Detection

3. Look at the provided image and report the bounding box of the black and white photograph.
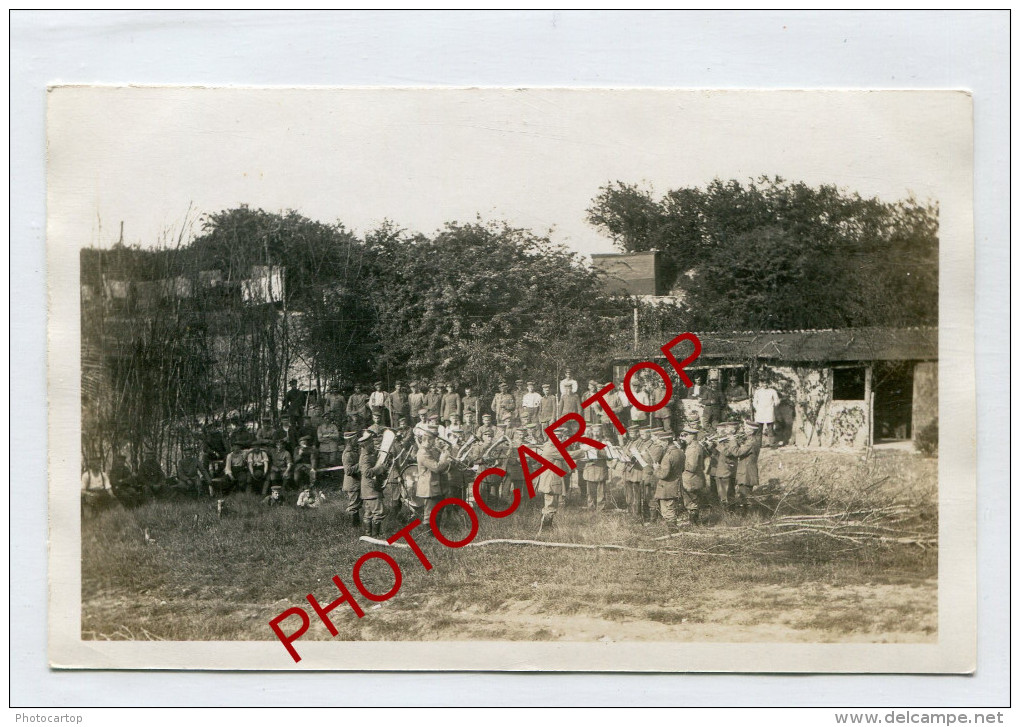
[47,86,975,673]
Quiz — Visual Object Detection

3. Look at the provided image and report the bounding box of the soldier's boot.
[666,521,679,536]
[689,508,700,526]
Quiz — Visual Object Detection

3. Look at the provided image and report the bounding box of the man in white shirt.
[629,381,651,427]
[81,459,113,512]
[559,368,578,398]
[753,379,781,439]
[521,381,542,425]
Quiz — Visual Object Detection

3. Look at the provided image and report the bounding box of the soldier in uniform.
[491,382,516,429]
[475,413,497,441]
[425,383,442,419]
[640,427,666,525]
[316,412,341,467]
[538,383,558,432]
[292,434,318,490]
[369,381,389,426]
[582,423,609,512]
[387,380,410,429]
[469,430,502,508]
[408,381,425,424]
[461,385,481,431]
[708,426,739,511]
[268,438,293,491]
[732,421,762,515]
[681,426,708,525]
[583,380,601,429]
[368,410,387,437]
[341,431,361,527]
[283,378,307,428]
[358,431,388,537]
[653,431,686,534]
[699,374,725,430]
[324,384,346,426]
[176,444,210,498]
[416,424,451,525]
[247,439,272,495]
[558,383,582,419]
[537,425,571,531]
[511,379,526,427]
[520,381,542,426]
[346,383,369,431]
[440,382,461,426]
[624,429,647,519]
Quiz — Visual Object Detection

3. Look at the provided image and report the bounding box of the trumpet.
[455,435,477,463]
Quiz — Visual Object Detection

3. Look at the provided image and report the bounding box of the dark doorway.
[873,361,914,441]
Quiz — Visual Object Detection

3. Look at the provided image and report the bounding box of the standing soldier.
[624,429,647,519]
[415,424,451,525]
[538,383,558,433]
[520,381,542,426]
[629,380,651,431]
[582,424,609,512]
[283,378,307,429]
[537,425,571,532]
[358,431,388,537]
[425,382,442,420]
[461,385,481,432]
[558,383,582,420]
[511,379,527,427]
[440,382,461,426]
[651,377,674,434]
[681,427,708,525]
[316,413,341,468]
[640,427,666,525]
[583,380,601,429]
[732,422,762,515]
[324,384,347,427]
[653,432,686,534]
[700,374,725,431]
[387,380,410,430]
[407,381,425,424]
[346,384,369,431]
[559,368,578,398]
[341,431,361,527]
[491,382,516,430]
[369,381,389,426]
[607,381,630,440]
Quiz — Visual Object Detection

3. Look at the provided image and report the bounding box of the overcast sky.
[48,87,964,257]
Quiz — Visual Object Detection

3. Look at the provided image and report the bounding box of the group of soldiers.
[81,370,765,538]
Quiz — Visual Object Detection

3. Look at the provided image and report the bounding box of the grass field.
[81,447,938,644]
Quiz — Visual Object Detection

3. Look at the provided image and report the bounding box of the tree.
[586,177,939,330]
[363,220,631,390]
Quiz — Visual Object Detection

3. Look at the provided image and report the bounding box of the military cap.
[515,379,524,385]
[289,378,298,385]
[409,380,419,388]
[449,425,464,434]
[482,413,493,420]
[342,431,358,440]
[424,424,440,435]
[395,379,404,386]
[499,412,513,423]
[682,426,701,434]
[541,382,551,389]
[357,431,374,443]
[428,414,440,423]
[299,434,312,444]
[397,417,409,425]
[270,484,283,491]
[499,381,509,388]
[230,440,243,448]
[527,380,535,386]
[655,431,673,440]
[553,425,571,436]
[373,380,383,387]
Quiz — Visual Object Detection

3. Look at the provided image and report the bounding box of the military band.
[120,375,764,543]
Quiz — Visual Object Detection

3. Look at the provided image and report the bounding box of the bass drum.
[399,463,421,509]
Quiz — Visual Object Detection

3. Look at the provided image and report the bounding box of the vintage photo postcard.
[48,87,975,672]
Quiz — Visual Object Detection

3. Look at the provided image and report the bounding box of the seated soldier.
[177,445,210,498]
[268,439,293,490]
[223,441,250,495]
[292,434,318,489]
[109,453,144,508]
[247,439,272,495]
[137,451,167,499]
[81,458,113,513]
